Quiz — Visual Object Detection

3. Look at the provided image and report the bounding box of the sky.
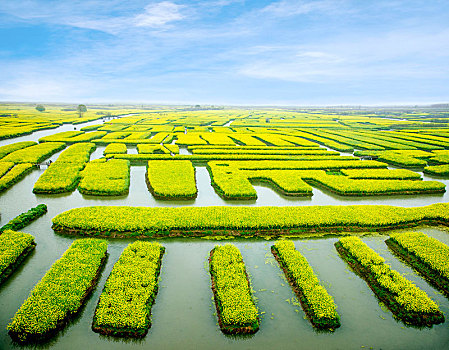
[0,0,448,106]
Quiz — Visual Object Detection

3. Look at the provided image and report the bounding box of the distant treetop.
[35,104,45,112]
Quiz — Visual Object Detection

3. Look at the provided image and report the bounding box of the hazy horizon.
[1,1,448,105]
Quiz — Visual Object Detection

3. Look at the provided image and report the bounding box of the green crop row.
[94,138,168,145]
[361,131,442,150]
[78,159,130,196]
[110,154,385,166]
[375,150,432,167]
[8,239,108,343]
[100,132,131,140]
[122,132,152,140]
[51,203,449,238]
[174,133,208,145]
[38,131,83,142]
[197,133,236,145]
[0,163,34,193]
[103,143,127,155]
[146,160,197,199]
[272,240,340,329]
[0,142,37,160]
[55,143,95,163]
[92,242,165,337]
[207,162,257,199]
[224,159,387,170]
[427,150,449,164]
[0,142,65,164]
[0,126,36,140]
[275,134,323,147]
[300,130,385,150]
[192,148,337,155]
[33,162,87,194]
[382,131,449,148]
[115,153,354,162]
[225,134,271,146]
[80,124,102,132]
[0,230,36,285]
[246,170,313,196]
[207,166,313,199]
[251,133,297,147]
[0,162,14,178]
[209,244,259,334]
[306,172,444,196]
[188,145,320,151]
[137,144,171,154]
[424,164,449,176]
[335,236,444,326]
[340,169,421,180]
[33,143,96,194]
[289,131,354,152]
[0,204,47,233]
[163,144,179,154]
[152,132,175,144]
[354,150,432,167]
[39,131,107,143]
[386,232,449,296]
[324,130,414,150]
[207,165,440,199]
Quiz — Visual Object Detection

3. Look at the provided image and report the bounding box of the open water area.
[0,121,448,349]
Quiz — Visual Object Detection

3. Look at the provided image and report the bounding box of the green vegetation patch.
[272,240,340,329]
[192,148,336,156]
[207,162,257,199]
[52,203,449,238]
[0,163,35,193]
[92,242,165,338]
[0,142,37,160]
[340,169,422,180]
[335,236,444,326]
[207,163,442,199]
[146,160,197,199]
[305,172,444,196]
[0,142,66,164]
[386,232,449,297]
[109,153,356,163]
[0,230,36,285]
[137,144,171,154]
[33,143,96,194]
[0,204,47,233]
[39,131,106,143]
[355,150,432,167]
[8,239,108,343]
[424,164,449,176]
[103,143,127,155]
[78,159,130,196]
[209,244,259,334]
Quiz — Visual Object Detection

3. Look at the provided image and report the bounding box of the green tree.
[77,104,87,117]
[35,104,45,112]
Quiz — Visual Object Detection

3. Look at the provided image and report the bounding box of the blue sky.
[0,0,448,105]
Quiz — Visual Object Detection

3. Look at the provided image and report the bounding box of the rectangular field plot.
[92,241,165,337]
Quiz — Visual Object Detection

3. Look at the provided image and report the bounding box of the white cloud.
[0,67,99,102]
[134,1,185,28]
[0,1,187,34]
[238,28,449,83]
[260,0,344,17]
